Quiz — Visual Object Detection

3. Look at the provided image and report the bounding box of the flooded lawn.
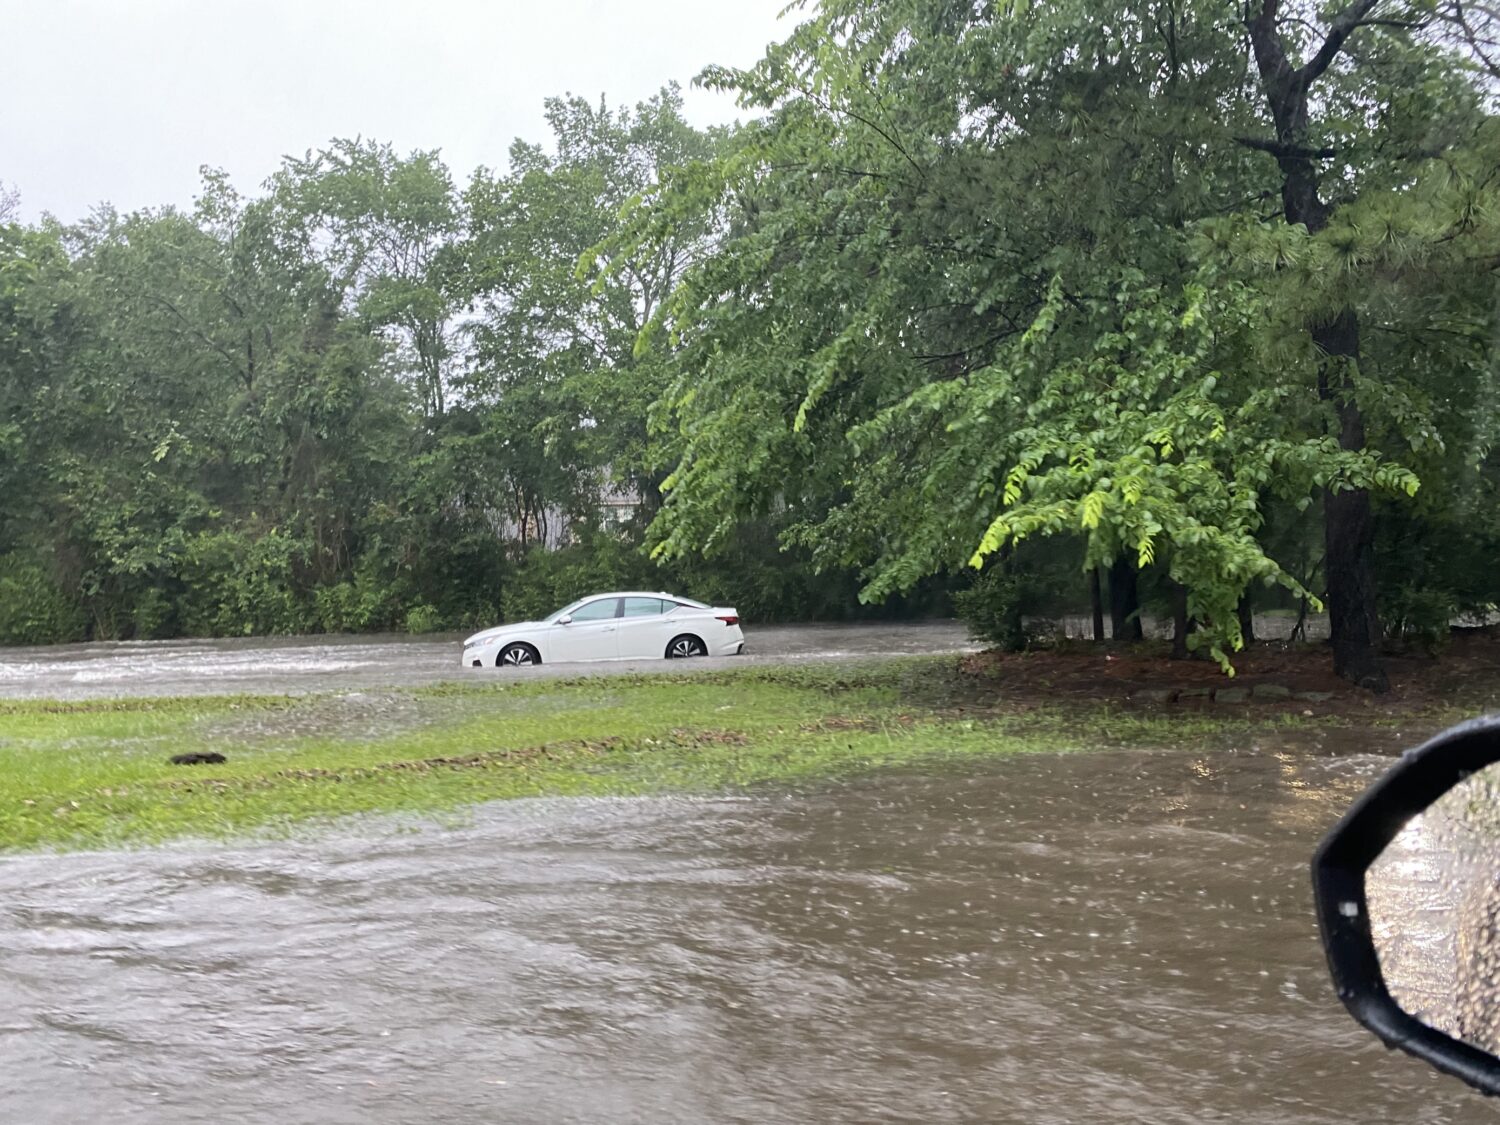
[0,743,1490,1123]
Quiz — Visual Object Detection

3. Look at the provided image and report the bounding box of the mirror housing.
[556,614,573,626]
[1314,716,1500,1097]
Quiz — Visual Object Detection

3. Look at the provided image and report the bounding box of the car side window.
[622,598,665,617]
[569,599,620,622]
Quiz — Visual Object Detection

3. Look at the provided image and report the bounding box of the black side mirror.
[1314,716,1500,1096]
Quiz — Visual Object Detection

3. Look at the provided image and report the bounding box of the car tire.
[497,642,541,667]
[665,634,707,659]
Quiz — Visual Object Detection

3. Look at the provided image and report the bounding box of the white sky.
[1,0,797,222]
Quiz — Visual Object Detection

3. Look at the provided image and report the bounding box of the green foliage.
[460,87,727,521]
[130,587,176,641]
[497,519,940,628]
[311,559,405,633]
[1375,480,1500,649]
[500,532,661,622]
[953,566,1033,653]
[177,530,308,637]
[0,557,86,645]
[403,604,443,635]
[268,138,462,418]
[592,0,1500,674]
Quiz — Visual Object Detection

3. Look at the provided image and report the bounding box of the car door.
[546,597,621,663]
[616,597,672,659]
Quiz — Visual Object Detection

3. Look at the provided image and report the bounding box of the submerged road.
[0,621,978,699]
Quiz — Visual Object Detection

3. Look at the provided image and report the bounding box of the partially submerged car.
[462,592,745,668]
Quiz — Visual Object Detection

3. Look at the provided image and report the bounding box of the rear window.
[622,597,667,617]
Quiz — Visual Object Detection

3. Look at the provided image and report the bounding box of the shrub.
[130,586,176,640]
[403,604,443,634]
[177,530,308,637]
[312,556,405,633]
[953,566,1033,652]
[0,557,87,645]
[1380,585,1456,653]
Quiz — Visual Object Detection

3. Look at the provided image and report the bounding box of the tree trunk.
[1313,313,1389,690]
[1237,594,1256,646]
[1170,581,1192,661]
[1109,558,1143,642]
[1089,567,1105,642]
[1244,1,1389,692]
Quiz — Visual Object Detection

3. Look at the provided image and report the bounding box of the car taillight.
[717,614,739,626]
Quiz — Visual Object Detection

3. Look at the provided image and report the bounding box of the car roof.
[582,591,706,604]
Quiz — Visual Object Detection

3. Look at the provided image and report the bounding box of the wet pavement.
[0,622,979,700]
[0,744,1490,1123]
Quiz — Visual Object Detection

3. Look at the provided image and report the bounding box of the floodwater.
[2,742,1492,1123]
[0,622,978,700]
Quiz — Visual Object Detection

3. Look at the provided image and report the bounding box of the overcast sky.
[1,0,795,223]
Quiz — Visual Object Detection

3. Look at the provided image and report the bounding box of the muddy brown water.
[2,737,1492,1123]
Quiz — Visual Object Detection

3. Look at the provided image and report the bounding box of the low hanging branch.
[1234,135,1339,160]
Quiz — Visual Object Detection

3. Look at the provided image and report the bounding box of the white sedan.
[461,592,746,668]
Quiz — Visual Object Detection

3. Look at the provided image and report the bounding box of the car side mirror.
[556,615,572,626]
[1314,716,1500,1096]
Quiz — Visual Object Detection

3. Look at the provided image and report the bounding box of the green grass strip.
[0,657,1319,853]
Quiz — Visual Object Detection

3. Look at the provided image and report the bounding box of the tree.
[268,140,463,419]
[458,87,725,533]
[607,0,1495,677]
[0,222,85,564]
[1242,1,1417,686]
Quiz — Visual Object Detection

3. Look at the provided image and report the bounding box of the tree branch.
[1245,0,1295,88]
[1447,0,1500,82]
[1234,135,1338,159]
[144,293,250,388]
[913,327,1026,377]
[790,84,928,183]
[1350,17,1428,29]
[1299,0,1383,85]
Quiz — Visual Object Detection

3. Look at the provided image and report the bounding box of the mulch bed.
[956,629,1500,718]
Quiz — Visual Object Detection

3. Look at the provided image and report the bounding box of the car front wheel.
[666,634,707,659]
[498,642,540,667]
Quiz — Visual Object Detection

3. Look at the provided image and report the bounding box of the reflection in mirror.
[1366,762,1500,1056]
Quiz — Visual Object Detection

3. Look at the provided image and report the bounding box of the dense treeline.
[0,90,930,645]
[5,2,1500,689]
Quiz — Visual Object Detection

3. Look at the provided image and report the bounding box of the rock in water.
[169,752,227,766]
